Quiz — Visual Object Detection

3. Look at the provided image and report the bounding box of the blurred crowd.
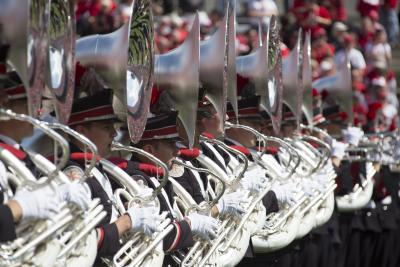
[76,0,399,133]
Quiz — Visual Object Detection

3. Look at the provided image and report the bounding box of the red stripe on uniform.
[167,222,181,252]
[68,105,114,125]
[239,107,259,116]
[97,227,105,249]
[141,125,178,139]
[5,85,26,96]
[0,64,6,74]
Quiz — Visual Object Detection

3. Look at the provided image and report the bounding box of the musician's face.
[144,139,178,166]
[0,99,33,142]
[281,123,295,138]
[321,122,343,136]
[225,117,260,147]
[199,105,224,137]
[77,121,116,157]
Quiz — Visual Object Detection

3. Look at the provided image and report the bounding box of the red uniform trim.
[141,125,178,139]
[167,222,181,252]
[97,227,105,248]
[68,105,114,125]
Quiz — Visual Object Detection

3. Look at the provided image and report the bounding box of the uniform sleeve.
[0,204,17,242]
[335,161,354,196]
[163,220,194,251]
[262,190,279,215]
[174,169,205,204]
[97,223,121,257]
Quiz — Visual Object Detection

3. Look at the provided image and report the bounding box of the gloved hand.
[13,186,62,221]
[57,182,91,211]
[186,213,219,241]
[217,191,248,217]
[136,180,154,199]
[301,179,322,197]
[313,174,333,192]
[331,140,348,161]
[127,206,166,236]
[342,127,364,146]
[240,168,266,193]
[271,183,300,206]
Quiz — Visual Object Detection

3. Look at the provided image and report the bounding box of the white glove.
[331,140,348,161]
[136,180,154,199]
[186,213,219,241]
[127,206,166,236]
[13,186,62,221]
[57,182,91,211]
[342,127,364,146]
[271,183,300,206]
[315,174,332,188]
[301,179,323,197]
[0,161,7,189]
[217,191,248,217]
[240,169,266,193]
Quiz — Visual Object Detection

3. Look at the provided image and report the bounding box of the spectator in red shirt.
[291,0,332,30]
[358,16,376,51]
[325,0,347,21]
[311,28,335,63]
[357,0,380,18]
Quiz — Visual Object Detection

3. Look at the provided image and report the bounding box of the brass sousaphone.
[301,31,313,127]
[76,0,154,143]
[312,55,353,124]
[199,4,230,131]
[0,0,49,117]
[154,14,200,148]
[282,29,303,129]
[46,0,76,124]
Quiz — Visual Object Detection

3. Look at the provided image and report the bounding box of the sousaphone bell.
[282,29,303,129]
[76,0,154,143]
[0,0,49,117]
[154,14,200,148]
[312,55,353,124]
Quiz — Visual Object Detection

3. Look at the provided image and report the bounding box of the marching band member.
[62,89,166,265]
[198,97,300,213]
[64,89,218,266]
[124,111,219,255]
[0,71,90,242]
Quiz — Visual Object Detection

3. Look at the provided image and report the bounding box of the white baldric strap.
[149,177,175,216]
[91,167,119,222]
[202,141,227,171]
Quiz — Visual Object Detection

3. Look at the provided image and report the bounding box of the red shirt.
[328,0,347,20]
[311,42,335,63]
[357,0,380,17]
[385,0,398,9]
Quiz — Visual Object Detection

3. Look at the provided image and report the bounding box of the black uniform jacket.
[64,143,121,259]
[0,142,36,242]
[0,201,16,242]
[119,158,194,252]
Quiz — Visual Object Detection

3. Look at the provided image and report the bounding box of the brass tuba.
[154,14,200,148]
[76,0,154,143]
[45,0,76,124]
[199,4,230,131]
[262,16,283,134]
[301,31,313,127]
[0,0,49,118]
[312,55,353,124]
[282,29,303,129]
